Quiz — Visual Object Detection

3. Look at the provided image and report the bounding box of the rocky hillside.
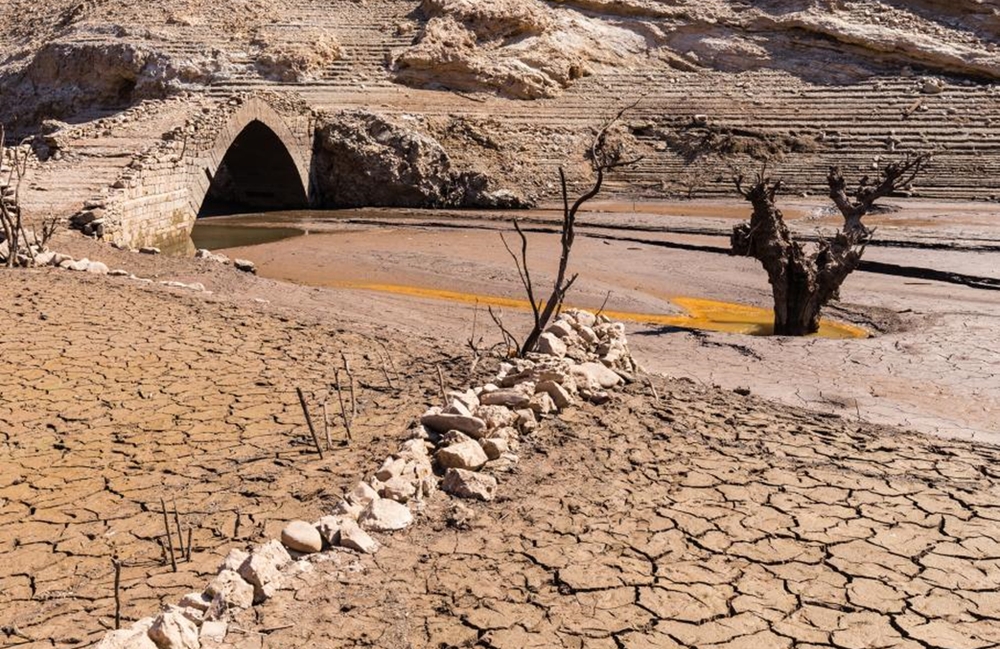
[3,0,999,128]
[4,0,1000,206]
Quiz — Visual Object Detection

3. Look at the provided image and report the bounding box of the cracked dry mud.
[0,270,449,648]
[224,382,1000,648]
[3,269,1000,649]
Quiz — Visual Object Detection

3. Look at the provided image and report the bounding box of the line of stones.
[95,308,637,649]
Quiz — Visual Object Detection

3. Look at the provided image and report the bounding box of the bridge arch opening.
[198,120,308,217]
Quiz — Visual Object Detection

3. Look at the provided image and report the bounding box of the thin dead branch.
[296,387,325,459]
[160,498,177,573]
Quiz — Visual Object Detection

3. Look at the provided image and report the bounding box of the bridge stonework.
[99,95,315,250]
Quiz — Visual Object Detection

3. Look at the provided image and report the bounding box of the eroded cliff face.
[391,0,649,99]
[2,0,999,128]
[391,0,1000,97]
[313,110,530,209]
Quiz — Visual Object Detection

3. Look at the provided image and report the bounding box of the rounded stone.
[280,520,323,554]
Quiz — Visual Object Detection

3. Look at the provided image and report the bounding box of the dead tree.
[0,125,29,268]
[1,125,57,267]
[731,154,929,336]
[502,106,642,357]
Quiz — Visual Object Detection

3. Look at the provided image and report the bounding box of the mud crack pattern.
[225,381,1000,649]
[0,270,446,647]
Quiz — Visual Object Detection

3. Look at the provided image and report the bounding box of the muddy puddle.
[191,209,869,339]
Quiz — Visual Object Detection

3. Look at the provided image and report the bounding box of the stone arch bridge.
[97,95,317,250]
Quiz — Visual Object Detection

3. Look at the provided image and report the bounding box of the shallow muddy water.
[191,208,868,339]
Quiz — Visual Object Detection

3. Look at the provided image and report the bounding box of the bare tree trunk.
[732,177,864,336]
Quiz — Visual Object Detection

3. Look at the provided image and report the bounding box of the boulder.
[536,332,567,358]
[218,549,249,573]
[199,621,227,644]
[178,593,211,613]
[376,456,407,482]
[337,519,380,554]
[435,440,489,471]
[204,570,254,611]
[86,261,110,275]
[148,608,199,649]
[545,320,575,339]
[379,475,418,503]
[237,540,291,603]
[194,249,230,264]
[332,498,365,520]
[480,437,509,460]
[95,619,158,649]
[359,499,413,532]
[476,405,519,430]
[442,468,498,502]
[571,362,622,390]
[420,410,487,437]
[567,309,597,328]
[280,520,323,554]
[234,259,257,274]
[536,380,573,409]
[316,515,348,546]
[529,392,556,416]
[33,250,57,266]
[348,481,380,506]
[479,389,530,408]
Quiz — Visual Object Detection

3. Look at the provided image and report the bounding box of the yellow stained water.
[332,282,869,339]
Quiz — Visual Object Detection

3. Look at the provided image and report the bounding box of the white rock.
[86,261,109,274]
[536,380,573,409]
[529,392,557,416]
[348,481,380,506]
[234,259,256,274]
[578,326,598,344]
[316,515,348,546]
[572,362,622,390]
[204,570,254,611]
[280,520,323,554]
[446,389,479,411]
[420,411,487,437]
[218,549,249,573]
[33,251,57,266]
[536,332,567,358]
[359,499,413,532]
[379,475,418,503]
[237,540,291,603]
[178,593,211,613]
[444,398,473,417]
[545,320,575,339]
[199,621,227,644]
[332,498,365,520]
[479,389,530,409]
[435,440,489,471]
[376,457,407,482]
[515,409,538,432]
[476,405,519,430]
[337,519,379,554]
[480,438,509,461]
[398,438,430,459]
[95,619,158,649]
[442,468,498,502]
[568,309,597,328]
[148,607,199,649]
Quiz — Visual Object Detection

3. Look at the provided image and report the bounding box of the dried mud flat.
[225,379,1000,649]
[0,268,455,647]
[1,249,1000,649]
